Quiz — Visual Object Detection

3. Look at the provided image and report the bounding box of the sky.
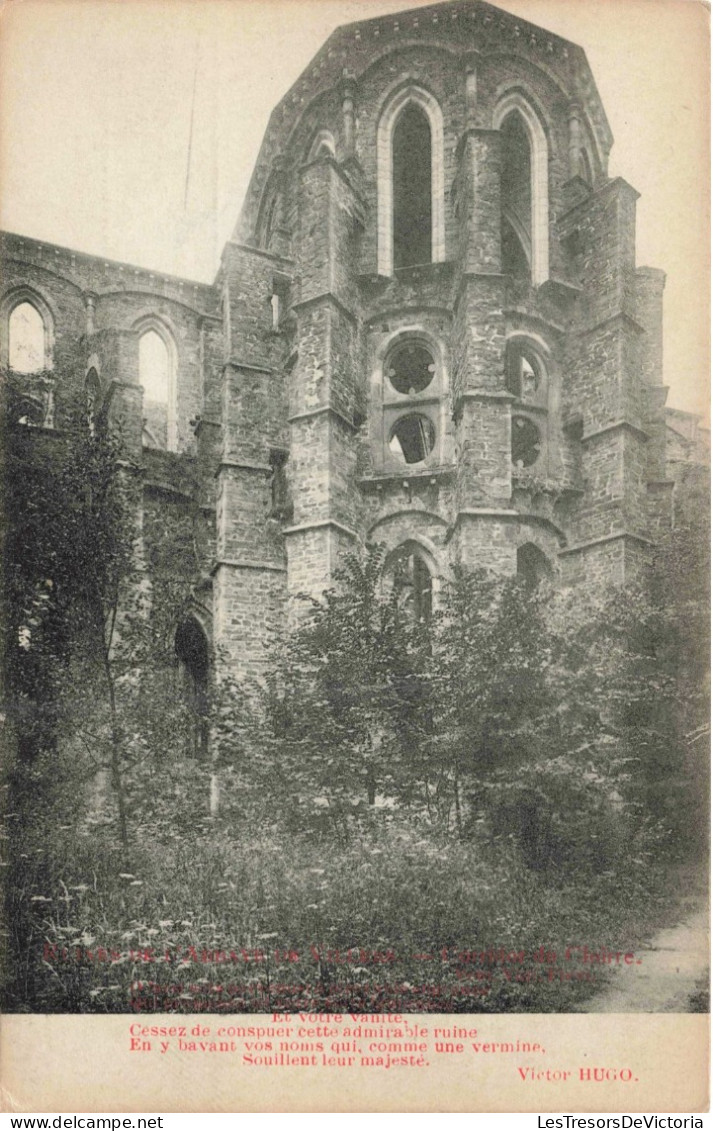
[0,0,709,419]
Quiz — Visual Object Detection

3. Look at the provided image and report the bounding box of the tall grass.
[4,813,672,1014]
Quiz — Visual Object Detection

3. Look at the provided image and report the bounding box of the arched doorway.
[175,617,210,758]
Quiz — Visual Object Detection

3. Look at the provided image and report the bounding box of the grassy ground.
[4,815,692,1014]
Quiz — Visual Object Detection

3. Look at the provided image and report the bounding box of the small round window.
[389,413,436,464]
[386,342,436,395]
[512,416,541,468]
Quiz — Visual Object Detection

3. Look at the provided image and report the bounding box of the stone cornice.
[225,359,275,376]
[448,507,567,546]
[559,530,654,555]
[1,230,216,306]
[578,311,645,338]
[557,175,641,228]
[454,506,518,519]
[299,153,368,207]
[211,558,286,575]
[224,241,294,269]
[283,519,358,540]
[456,271,507,299]
[217,459,272,474]
[288,405,359,432]
[456,389,515,403]
[292,291,359,326]
[365,304,453,326]
[358,467,456,490]
[582,420,650,444]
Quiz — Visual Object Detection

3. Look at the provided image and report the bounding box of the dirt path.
[574,903,709,1013]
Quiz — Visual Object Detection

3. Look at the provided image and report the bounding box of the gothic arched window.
[377,86,445,276]
[9,301,47,374]
[85,368,103,437]
[393,104,432,270]
[517,543,552,587]
[175,618,210,759]
[386,545,433,623]
[138,325,177,452]
[495,94,550,285]
[500,112,532,279]
[505,340,548,406]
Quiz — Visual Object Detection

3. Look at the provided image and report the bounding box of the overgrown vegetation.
[2,376,708,1013]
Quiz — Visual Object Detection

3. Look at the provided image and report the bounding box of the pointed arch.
[307,128,336,161]
[257,174,285,253]
[517,542,553,587]
[134,317,178,452]
[1,286,55,372]
[505,331,550,407]
[377,84,445,276]
[175,615,210,759]
[494,91,550,285]
[383,540,436,623]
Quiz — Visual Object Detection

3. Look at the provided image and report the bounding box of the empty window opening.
[9,302,46,373]
[517,543,552,586]
[269,449,292,520]
[85,368,102,437]
[270,293,281,330]
[501,112,532,278]
[389,413,436,464]
[139,330,168,403]
[505,343,544,402]
[139,329,174,451]
[386,342,436,395]
[175,618,210,759]
[270,271,290,332]
[511,415,542,468]
[393,104,432,270]
[389,546,433,622]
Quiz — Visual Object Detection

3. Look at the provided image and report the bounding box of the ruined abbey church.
[2,0,708,693]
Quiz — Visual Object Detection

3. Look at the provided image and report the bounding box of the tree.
[1,369,215,850]
[259,540,701,871]
[261,547,439,836]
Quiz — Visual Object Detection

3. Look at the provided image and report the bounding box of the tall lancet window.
[139,327,176,451]
[501,111,532,280]
[386,545,434,624]
[175,618,210,759]
[9,302,46,373]
[85,368,103,437]
[377,85,445,275]
[393,104,432,270]
[495,92,550,285]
